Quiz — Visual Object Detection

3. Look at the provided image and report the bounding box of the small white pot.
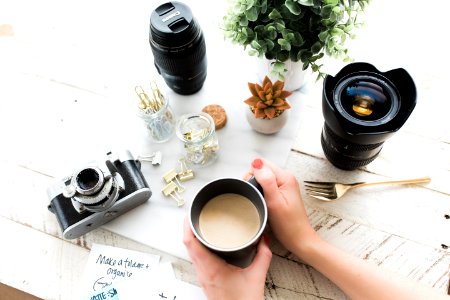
[245,107,290,135]
[255,58,311,91]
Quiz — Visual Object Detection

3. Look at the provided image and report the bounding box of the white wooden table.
[1,0,449,299]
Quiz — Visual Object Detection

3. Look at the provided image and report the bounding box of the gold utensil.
[304,176,431,201]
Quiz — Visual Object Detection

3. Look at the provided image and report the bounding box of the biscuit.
[202,104,227,130]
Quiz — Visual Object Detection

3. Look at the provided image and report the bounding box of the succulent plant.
[244,76,292,119]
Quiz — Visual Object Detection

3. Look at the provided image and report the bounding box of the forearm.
[295,236,449,300]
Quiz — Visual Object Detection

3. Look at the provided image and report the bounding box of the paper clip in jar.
[176,112,219,166]
[135,84,175,143]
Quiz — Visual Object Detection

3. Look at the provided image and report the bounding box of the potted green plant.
[223,0,370,88]
[244,75,292,134]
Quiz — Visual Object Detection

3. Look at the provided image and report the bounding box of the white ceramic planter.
[255,58,311,92]
[245,106,290,135]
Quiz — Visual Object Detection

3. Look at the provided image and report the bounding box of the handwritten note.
[82,244,206,300]
[81,244,160,294]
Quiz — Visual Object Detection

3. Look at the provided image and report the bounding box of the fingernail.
[252,158,263,169]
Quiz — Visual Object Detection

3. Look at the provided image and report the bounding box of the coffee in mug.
[198,193,260,249]
[189,177,267,268]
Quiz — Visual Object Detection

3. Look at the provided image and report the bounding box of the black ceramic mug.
[189,177,267,268]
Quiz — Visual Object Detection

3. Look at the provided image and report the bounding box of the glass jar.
[176,112,219,166]
[138,96,175,143]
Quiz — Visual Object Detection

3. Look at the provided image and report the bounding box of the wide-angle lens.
[321,62,417,170]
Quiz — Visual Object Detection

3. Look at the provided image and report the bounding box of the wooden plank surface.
[1,162,448,299]
[1,0,449,299]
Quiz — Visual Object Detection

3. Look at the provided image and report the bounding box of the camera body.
[47,150,151,239]
[322,62,417,170]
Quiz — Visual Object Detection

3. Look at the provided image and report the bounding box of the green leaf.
[251,40,262,49]
[272,61,285,72]
[285,0,302,15]
[264,25,277,39]
[324,0,338,5]
[245,6,258,22]
[311,41,322,54]
[297,0,314,6]
[318,30,329,42]
[277,51,289,61]
[302,61,309,70]
[268,8,282,20]
[239,15,248,26]
[332,6,341,14]
[278,38,291,51]
[291,32,304,46]
[274,21,286,31]
[320,4,334,18]
[264,39,275,50]
[260,0,268,13]
[283,31,295,41]
[248,49,259,56]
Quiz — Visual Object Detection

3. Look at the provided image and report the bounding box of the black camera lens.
[321,62,417,170]
[150,1,207,95]
[76,168,103,195]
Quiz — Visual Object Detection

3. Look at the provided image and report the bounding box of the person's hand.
[247,158,319,257]
[183,218,272,300]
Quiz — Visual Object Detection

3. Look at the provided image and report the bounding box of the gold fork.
[304,176,431,201]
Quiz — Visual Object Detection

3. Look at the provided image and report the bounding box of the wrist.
[292,230,325,265]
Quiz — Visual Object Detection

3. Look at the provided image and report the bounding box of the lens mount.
[333,73,399,127]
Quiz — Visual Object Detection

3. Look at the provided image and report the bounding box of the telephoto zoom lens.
[321,62,417,170]
[150,1,207,95]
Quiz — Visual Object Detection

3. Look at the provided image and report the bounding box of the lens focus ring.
[151,35,206,75]
[321,125,383,170]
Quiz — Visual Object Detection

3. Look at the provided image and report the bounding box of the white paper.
[116,276,207,300]
[81,243,160,295]
[81,244,206,300]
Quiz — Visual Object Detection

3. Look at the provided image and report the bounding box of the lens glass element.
[76,168,100,192]
[334,75,399,126]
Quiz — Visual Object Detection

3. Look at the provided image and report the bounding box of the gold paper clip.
[183,128,209,142]
[162,169,185,192]
[135,85,152,111]
[134,83,164,114]
[161,181,185,207]
[178,158,194,182]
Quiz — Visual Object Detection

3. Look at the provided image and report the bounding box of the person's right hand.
[247,158,319,257]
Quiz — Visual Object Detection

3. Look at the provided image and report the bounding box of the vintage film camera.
[47,150,151,239]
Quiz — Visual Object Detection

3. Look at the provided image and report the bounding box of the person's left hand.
[183,218,272,300]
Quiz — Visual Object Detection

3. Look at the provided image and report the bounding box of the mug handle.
[248,176,264,196]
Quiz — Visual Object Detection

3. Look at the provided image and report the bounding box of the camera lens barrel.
[75,167,104,195]
[150,1,207,95]
[321,62,417,170]
[321,124,384,170]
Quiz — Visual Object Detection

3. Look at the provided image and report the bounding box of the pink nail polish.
[252,158,263,169]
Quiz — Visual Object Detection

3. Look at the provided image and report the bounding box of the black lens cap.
[150,1,198,47]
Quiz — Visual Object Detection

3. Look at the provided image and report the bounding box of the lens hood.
[323,62,417,145]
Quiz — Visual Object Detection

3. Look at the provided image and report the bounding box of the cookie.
[202,104,227,130]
